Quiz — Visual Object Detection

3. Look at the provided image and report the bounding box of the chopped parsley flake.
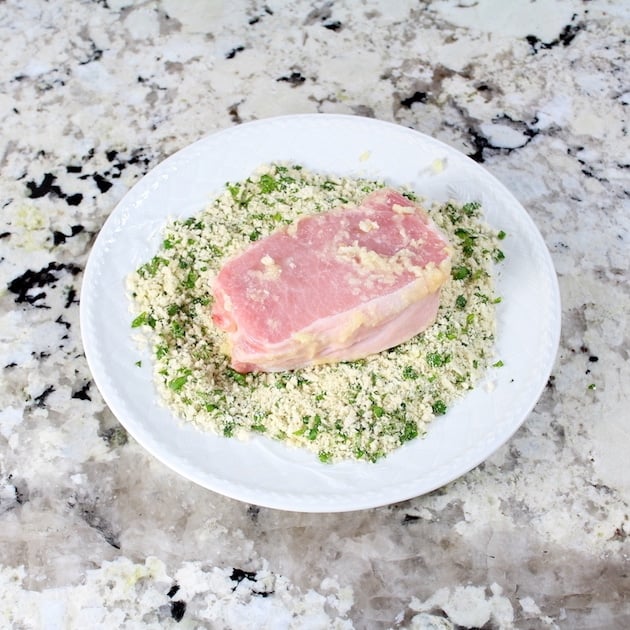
[452,265,472,280]
[431,400,447,415]
[426,352,451,368]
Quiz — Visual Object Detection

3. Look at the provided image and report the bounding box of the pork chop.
[211,188,452,373]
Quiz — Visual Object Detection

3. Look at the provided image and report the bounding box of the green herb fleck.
[318,451,333,463]
[131,312,156,329]
[227,183,241,200]
[138,256,168,278]
[258,174,278,194]
[131,312,148,328]
[227,368,247,386]
[454,228,477,257]
[426,352,451,367]
[183,270,199,289]
[169,374,189,391]
[182,217,204,230]
[455,295,467,309]
[461,201,481,216]
[171,321,185,337]
[400,421,418,443]
[451,265,472,280]
[193,295,211,307]
[371,405,385,418]
[402,366,419,380]
[307,415,322,440]
[432,400,447,415]
[492,248,505,263]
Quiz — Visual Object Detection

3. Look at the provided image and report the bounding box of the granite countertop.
[1,1,629,628]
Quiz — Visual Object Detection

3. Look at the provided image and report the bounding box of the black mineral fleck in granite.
[53,224,84,246]
[170,600,186,622]
[226,45,245,59]
[467,114,538,161]
[99,426,128,447]
[72,382,92,401]
[526,20,584,53]
[79,41,103,65]
[7,475,27,505]
[228,103,242,124]
[65,193,83,206]
[55,315,71,329]
[93,173,113,193]
[276,71,306,86]
[323,20,342,31]
[400,91,428,108]
[248,4,273,23]
[77,502,121,549]
[467,127,491,163]
[116,147,153,174]
[26,172,84,206]
[247,504,260,522]
[228,569,273,597]
[166,584,180,598]
[8,262,82,307]
[26,172,63,199]
[64,286,78,308]
[230,568,257,587]
[34,385,55,407]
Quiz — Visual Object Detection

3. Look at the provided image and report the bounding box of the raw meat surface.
[211,188,452,372]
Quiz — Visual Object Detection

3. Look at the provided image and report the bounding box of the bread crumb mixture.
[128,164,505,463]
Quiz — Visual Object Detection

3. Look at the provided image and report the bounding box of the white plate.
[80,114,561,512]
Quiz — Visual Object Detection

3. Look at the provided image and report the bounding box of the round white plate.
[80,114,561,512]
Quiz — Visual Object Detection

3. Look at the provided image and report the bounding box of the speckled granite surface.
[1,1,629,628]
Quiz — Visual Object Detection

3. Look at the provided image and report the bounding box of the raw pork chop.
[212,188,452,373]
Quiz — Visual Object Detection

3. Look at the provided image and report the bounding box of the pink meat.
[211,188,452,373]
